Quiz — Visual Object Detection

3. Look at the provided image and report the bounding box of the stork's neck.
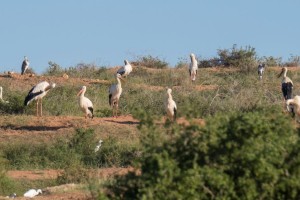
[167,92,173,100]
[116,77,122,87]
[0,87,2,99]
[283,70,287,78]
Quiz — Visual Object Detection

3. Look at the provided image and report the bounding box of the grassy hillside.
[0,62,300,199]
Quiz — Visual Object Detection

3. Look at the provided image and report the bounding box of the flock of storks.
[0,55,298,122]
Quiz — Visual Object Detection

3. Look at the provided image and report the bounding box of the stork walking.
[189,53,198,82]
[165,88,177,122]
[109,73,123,117]
[21,56,30,75]
[257,63,265,80]
[77,86,94,119]
[24,81,56,116]
[0,86,9,103]
[117,60,132,77]
[278,67,293,100]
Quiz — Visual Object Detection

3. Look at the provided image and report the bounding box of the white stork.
[117,60,132,77]
[165,88,177,122]
[94,139,103,152]
[189,53,198,82]
[21,56,30,75]
[257,63,265,80]
[77,86,94,119]
[24,81,56,116]
[24,189,42,198]
[278,67,293,100]
[0,86,9,103]
[109,73,123,117]
[286,95,300,122]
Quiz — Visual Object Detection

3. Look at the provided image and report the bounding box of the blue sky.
[1,1,300,74]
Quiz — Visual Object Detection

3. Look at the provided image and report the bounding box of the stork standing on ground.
[0,86,9,103]
[286,95,300,122]
[278,67,293,100]
[109,73,123,117]
[77,86,94,119]
[189,53,198,82]
[117,60,132,77]
[257,63,265,80]
[21,56,30,75]
[165,88,177,122]
[24,81,56,116]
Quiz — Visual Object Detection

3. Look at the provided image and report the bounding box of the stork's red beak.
[77,89,83,96]
[278,69,284,78]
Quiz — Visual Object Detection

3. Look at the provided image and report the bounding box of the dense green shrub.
[217,44,257,72]
[132,55,168,69]
[103,107,300,199]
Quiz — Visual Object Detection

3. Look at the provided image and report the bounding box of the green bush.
[103,107,300,199]
[217,44,257,72]
[132,55,168,69]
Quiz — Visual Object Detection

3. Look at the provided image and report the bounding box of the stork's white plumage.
[189,53,198,81]
[23,189,42,198]
[109,74,123,117]
[286,95,300,122]
[0,86,9,103]
[21,56,30,75]
[94,139,103,152]
[117,60,132,77]
[77,86,94,119]
[165,88,177,122]
[278,67,293,100]
[24,81,56,116]
[257,63,265,80]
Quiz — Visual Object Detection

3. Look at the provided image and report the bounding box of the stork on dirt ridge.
[257,63,265,80]
[21,56,30,75]
[109,73,123,117]
[0,86,9,103]
[189,53,198,82]
[77,86,94,119]
[24,81,56,116]
[165,88,177,122]
[278,67,293,100]
[117,60,132,77]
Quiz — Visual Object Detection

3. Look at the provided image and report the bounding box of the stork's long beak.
[278,70,284,78]
[77,89,83,96]
[120,76,126,82]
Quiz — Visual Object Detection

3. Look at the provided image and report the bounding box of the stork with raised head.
[189,53,198,82]
[165,88,177,122]
[77,86,94,119]
[286,95,300,122]
[109,73,123,117]
[278,67,293,100]
[21,56,30,75]
[257,63,265,80]
[0,86,9,103]
[117,60,132,77]
[24,81,56,116]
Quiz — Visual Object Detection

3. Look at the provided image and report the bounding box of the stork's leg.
[36,101,39,116]
[40,98,43,117]
[116,103,119,118]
